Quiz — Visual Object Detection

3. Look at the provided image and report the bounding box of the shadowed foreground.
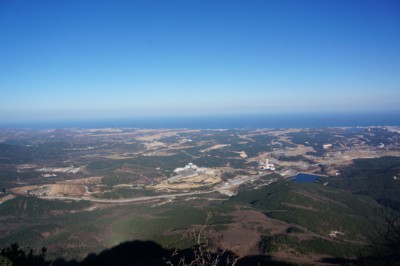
[1,239,400,266]
[0,241,293,266]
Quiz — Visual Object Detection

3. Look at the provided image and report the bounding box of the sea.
[1,111,399,129]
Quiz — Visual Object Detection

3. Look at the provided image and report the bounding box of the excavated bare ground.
[10,184,87,197]
[47,184,87,196]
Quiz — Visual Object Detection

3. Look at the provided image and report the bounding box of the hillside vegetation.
[229,181,384,258]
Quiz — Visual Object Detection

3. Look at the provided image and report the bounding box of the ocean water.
[1,112,399,129]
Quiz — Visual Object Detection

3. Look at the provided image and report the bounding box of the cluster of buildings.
[258,158,275,171]
[168,163,215,183]
[173,163,215,175]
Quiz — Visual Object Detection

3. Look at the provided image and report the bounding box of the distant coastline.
[1,111,399,129]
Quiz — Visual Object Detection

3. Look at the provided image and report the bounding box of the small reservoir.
[293,173,320,183]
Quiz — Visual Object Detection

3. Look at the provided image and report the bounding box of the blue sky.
[0,0,399,122]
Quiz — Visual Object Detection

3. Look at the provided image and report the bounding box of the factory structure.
[258,158,275,171]
[168,163,215,183]
[173,162,197,173]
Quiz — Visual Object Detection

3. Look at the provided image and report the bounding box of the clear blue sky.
[0,0,399,122]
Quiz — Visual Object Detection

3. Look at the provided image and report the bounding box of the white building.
[259,158,275,171]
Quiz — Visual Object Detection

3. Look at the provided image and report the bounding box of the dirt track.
[39,189,218,204]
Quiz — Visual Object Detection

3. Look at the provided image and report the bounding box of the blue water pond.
[293,173,320,183]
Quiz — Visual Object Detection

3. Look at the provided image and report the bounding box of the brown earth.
[57,176,103,185]
[47,184,87,197]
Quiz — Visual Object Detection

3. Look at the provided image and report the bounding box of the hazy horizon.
[1,111,399,129]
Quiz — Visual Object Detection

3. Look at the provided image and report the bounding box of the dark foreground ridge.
[1,240,294,266]
[2,239,400,266]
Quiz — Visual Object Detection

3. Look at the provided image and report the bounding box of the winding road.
[39,189,218,203]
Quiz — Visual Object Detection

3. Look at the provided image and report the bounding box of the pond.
[293,173,320,183]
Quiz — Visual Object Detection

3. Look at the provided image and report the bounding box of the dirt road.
[39,189,218,203]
